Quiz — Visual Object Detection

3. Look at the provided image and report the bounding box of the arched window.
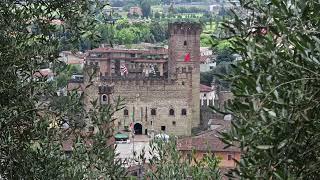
[124,109,129,116]
[182,81,185,85]
[181,109,187,115]
[184,40,187,46]
[151,109,156,116]
[101,94,108,104]
[169,109,175,116]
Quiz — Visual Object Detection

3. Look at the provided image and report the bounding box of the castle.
[82,22,202,136]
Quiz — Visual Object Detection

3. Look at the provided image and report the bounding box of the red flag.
[184,53,191,62]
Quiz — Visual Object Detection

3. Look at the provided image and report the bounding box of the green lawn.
[151,5,163,13]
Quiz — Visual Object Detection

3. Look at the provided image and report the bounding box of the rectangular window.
[65,151,72,158]
[124,109,129,116]
[151,108,156,116]
[172,121,176,126]
[182,67,186,73]
[161,126,166,131]
[228,154,233,160]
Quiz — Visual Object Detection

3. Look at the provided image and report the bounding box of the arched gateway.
[134,123,142,135]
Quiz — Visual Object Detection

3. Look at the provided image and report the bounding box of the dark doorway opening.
[145,129,148,135]
[134,123,142,135]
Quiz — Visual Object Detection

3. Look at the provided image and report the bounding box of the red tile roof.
[177,135,240,152]
[177,121,240,153]
[67,59,84,65]
[200,84,212,92]
[33,69,54,78]
[60,51,87,59]
[67,82,86,92]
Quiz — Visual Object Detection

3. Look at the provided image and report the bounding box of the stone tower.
[168,22,202,128]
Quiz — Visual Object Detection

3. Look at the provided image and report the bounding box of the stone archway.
[134,123,142,135]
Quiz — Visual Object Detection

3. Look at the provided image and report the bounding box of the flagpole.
[131,109,135,155]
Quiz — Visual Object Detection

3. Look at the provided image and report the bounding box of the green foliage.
[175,7,209,14]
[201,71,215,86]
[116,18,131,30]
[200,62,232,90]
[116,28,137,44]
[55,64,83,88]
[143,138,221,179]
[150,21,168,42]
[214,39,232,52]
[140,0,152,18]
[112,19,170,45]
[215,48,235,65]
[221,0,320,179]
[0,1,126,178]
[200,34,214,47]
[56,72,69,88]
[154,11,161,19]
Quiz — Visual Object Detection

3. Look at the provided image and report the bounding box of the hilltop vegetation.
[59,0,231,50]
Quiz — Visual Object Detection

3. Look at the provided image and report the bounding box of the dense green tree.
[116,28,136,44]
[200,61,232,89]
[154,11,161,19]
[150,21,168,42]
[220,0,320,179]
[116,19,131,30]
[215,48,235,64]
[140,0,152,18]
[0,1,126,178]
[161,13,166,19]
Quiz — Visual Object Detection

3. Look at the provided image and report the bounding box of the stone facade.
[83,22,202,136]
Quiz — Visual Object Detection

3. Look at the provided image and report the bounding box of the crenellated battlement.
[168,22,202,36]
[99,74,192,87]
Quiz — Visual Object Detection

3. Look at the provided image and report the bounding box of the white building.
[200,84,216,107]
[200,47,216,72]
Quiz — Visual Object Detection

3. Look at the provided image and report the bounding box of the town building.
[200,47,216,72]
[80,22,203,136]
[59,51,86,67]
[34,68,54,81]
[129,6,143,16]
[177,119,240,168]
